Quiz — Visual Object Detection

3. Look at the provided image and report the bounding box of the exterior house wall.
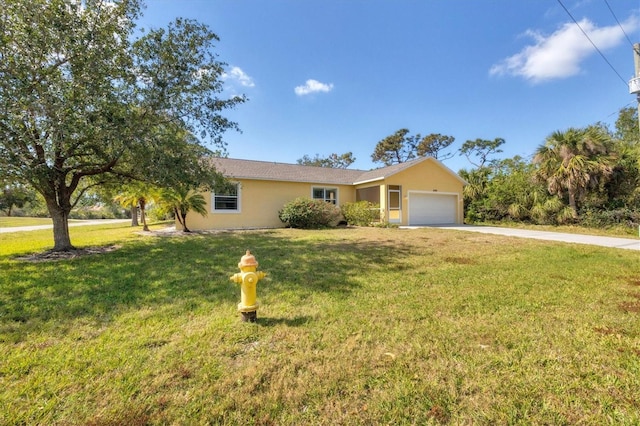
[179,156,465,231]
[352,159,464,225]
[383,159,464,224]
[184,179,357,230]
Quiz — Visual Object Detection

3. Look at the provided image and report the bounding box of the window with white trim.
[212,183,240,212]
[312,187,338,204]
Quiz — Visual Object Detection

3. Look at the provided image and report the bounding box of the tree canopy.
[459,138,505,168]
[371,129,455,166]
[415,133,455,160]
[0,183,34,216]
[0,0,245,250]
[297,152,356,168]
[534,126,615,219]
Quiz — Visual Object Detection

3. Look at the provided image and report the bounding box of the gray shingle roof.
[210,156,465,185]
[210,157,367,184]
[353,157,429,184]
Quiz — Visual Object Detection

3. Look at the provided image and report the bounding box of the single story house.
[184,156,467,230]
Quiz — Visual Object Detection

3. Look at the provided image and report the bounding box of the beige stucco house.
[184,156,466,230]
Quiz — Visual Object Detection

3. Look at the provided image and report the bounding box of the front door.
[388,185,401,224]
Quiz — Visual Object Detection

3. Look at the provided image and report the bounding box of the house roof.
[210,157,365,185]
[210,156,466,186]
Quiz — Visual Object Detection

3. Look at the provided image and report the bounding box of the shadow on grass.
[0,230,412,342]
[253,315,314,327]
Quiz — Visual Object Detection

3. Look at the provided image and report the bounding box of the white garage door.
[409,193,457,225]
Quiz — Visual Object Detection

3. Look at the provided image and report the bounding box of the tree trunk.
[48,202,75,251]
[177,209,190,232]
[181,207,193,232]
[568,190,579,219]
[140,200,149,232]
[180,213,190,232]
[131,204,139,226]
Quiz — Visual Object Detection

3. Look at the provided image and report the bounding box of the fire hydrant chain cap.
[239,250,258,267]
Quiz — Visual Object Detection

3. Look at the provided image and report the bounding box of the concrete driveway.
[403,225,640,251]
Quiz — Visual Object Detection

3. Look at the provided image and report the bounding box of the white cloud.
[490,16,639,83]
[223,66,255,87]
[294,79,334,96]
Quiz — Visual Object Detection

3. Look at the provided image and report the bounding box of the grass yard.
[478,220,640,238]
[0,216,54,228]
[0,224,639,425]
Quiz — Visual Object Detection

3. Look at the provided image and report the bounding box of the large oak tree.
[0,0,244,250]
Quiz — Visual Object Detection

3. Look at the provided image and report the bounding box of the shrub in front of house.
[341,201,380,226]
[278,197,341,229]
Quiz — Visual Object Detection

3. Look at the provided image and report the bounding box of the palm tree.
[160,186,208,232]
[114,183,158,231]
[533,126,615,219]
[460,167,490,201]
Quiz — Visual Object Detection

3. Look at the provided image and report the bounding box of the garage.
[408,193,457,225]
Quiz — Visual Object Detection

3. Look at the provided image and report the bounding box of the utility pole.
[630,43,640,131]
[632,44,640,239]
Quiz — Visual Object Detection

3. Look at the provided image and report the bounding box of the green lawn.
[478,220,639,238]
[0,224,639,424]
[0,217,131,229]
[0,216,53,227]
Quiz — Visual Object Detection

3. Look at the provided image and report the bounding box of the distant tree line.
[458,109,639,231]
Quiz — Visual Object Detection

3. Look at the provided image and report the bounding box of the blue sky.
[137,0,640,172]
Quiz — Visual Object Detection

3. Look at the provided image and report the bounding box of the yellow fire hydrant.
[230,250,266,322]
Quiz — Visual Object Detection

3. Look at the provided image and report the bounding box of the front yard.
[0,224,638,424]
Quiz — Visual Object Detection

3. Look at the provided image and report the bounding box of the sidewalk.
[0,219,130,234]
[409,225,640,251]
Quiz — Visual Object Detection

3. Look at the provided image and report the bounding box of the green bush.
[464,206,483,224]
[278,197,342,229]
[70,206,119,220]
[579,208,640,229]
[372,221,398,228]
[341,201,380,226]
